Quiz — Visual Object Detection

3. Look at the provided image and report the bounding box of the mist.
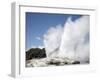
[43,16,89,64]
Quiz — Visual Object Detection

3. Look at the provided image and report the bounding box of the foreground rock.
[26,48,46,60]
[72,61,80,64]
[26,57,80,67]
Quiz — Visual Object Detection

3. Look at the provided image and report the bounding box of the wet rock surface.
[72,61,80,64]
[26,48,81,67]
[26,57,80,67]
[26,48,46,60]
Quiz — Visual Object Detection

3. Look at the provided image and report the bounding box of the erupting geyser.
[43,16,89,64]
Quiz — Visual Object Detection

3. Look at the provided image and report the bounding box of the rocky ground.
[26,48,80,67]
[26,57,80,67]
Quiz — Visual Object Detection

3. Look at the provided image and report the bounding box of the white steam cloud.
[43,16,89,63]
[43,25,63,57]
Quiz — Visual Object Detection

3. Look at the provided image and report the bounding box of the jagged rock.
[26,48,46,60]
[26,57,80,67]
[47,59,61,66]
[72,61,80,64]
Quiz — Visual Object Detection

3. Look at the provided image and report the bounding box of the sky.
[25,12,82,50]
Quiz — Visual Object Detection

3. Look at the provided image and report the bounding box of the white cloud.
[38,46,44,49]
[31,45,44,49]
[36,37,41,40]
[43,16,89,63]
[31,45,37,48]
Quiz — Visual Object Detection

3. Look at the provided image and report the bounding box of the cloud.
[31,45,44,49]
[43,16,89,63]
[36,37,41,40]
[38,46,44,49]
[31,45,37,48]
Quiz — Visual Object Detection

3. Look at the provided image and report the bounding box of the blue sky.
[26,12,82,49]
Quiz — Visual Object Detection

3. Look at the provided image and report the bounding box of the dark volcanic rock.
[26,48,46,60]
[47,61,61,66]
[64,62,68,64]
[72,61,80,64]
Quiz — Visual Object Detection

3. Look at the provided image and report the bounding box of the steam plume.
[43,16,89,63]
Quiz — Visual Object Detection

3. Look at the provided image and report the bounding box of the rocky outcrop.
[26,48,46,60]
[26,57,80,67]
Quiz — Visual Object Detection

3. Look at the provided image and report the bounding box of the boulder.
[26,48,46,60]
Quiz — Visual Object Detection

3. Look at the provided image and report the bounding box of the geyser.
[43,16,89,64]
